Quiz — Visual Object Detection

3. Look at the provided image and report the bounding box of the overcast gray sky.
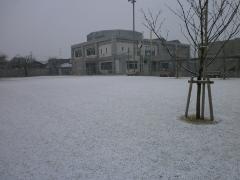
[0,0,186,61]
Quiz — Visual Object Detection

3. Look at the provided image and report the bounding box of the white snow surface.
[0,76,240,180]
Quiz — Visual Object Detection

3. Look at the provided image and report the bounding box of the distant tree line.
[0,54,72,77]
[0,54,47,77]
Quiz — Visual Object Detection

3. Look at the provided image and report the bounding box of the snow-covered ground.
[0,76,240,180]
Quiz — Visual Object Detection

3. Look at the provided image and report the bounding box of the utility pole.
[150,30,152,75]
[59,48,62,58]
[128,0,136,72]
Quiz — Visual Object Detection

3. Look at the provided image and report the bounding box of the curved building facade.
[71,29,190,76]
[87,29,143,42]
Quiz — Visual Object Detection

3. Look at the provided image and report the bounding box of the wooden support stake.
[207,78,214,121]
[201,78,206,119]
[185,77,193,118]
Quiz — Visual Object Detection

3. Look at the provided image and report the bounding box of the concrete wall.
[99,43,112,57]
[72,58,86,75]
[116,42,133,56]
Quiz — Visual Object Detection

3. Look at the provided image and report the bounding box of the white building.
[71,29,190,76]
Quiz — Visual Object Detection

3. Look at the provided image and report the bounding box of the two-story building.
[71,29,190,76]
[206,38,240,77]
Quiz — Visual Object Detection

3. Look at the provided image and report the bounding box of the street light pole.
[128,0,136,72]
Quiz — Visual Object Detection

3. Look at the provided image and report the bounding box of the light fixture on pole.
[128,0,136,72]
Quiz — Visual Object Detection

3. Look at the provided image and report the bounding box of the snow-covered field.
[0,76,240,180]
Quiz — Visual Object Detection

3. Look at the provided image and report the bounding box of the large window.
[86,48,95,56]
[74,48,82,58]
[101,62,112,70]
[160,62,169,69]
[145,46,155,56]
[127,61,138,69]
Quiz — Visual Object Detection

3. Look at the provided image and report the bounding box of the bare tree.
[0,54,8,70]
[143,0,240,120]
[0,54,7,62]
[10,54,33,77]
[142,10,197,77]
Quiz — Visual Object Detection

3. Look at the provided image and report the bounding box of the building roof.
[71,29,190,49]
[87,29,143,42]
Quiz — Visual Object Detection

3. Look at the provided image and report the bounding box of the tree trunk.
[24,64,28,77]
[223,53,226,79]
[176,60,179,78]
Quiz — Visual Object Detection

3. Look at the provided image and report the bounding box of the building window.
[106,48,108,53]
[145,46,155,56]
[74,48,82,58]
[86,48,95,56]
[127,61,138,69]
[100,49,102,55]
[122,47,124,52]
[101,62,112,70]
[160,62,169,69]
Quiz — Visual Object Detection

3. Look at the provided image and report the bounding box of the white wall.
[99,44,112,57]
[116,42,133,55]
[115,60,120,74]
[142,45,157,56]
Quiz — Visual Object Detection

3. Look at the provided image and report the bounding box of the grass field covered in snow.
[0,76,240,179]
